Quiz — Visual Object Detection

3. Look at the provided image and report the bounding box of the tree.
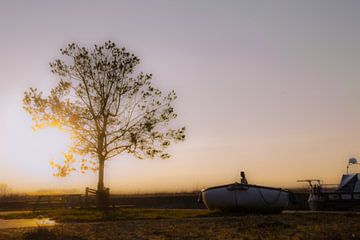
[23,41,186,208]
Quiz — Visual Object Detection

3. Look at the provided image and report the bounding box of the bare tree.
[23,41,185,208]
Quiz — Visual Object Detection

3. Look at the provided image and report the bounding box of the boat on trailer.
[299,158,360,211]
[199,173,294,213]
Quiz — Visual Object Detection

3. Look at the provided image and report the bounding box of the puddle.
[0,218,56,229]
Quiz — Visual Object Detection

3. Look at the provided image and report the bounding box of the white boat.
[200,182,293,213]
[299,158,360,211]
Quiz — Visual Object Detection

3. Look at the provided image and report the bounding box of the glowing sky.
[1,0,360,193]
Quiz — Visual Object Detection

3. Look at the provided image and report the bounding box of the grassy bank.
[0,208,216,222]
[1,209,360,239]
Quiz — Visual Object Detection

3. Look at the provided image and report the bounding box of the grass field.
[1,208,360,239]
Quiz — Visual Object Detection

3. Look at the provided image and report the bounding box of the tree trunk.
[98,158,105,191]
[96,157,109,210]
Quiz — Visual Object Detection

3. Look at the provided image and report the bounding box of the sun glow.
[34,127,72,166]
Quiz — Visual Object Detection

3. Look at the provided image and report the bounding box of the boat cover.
[337,174,360,192]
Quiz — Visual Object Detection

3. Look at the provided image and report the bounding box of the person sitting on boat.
[313,183,322,194]
[240,171,248,184]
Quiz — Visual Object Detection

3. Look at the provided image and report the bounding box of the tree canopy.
[23,41,185,190]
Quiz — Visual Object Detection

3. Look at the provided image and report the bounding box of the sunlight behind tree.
[23,41,186,208]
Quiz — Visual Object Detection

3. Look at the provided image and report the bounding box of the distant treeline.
[0,184,10,195]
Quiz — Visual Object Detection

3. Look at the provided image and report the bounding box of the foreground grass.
[1,209,360,239]
[0,208,216,222]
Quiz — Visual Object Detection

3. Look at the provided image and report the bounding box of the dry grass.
[0,208,214,222]
[1,209,360,239]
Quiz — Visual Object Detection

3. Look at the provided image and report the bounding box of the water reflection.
[0,218,56,229]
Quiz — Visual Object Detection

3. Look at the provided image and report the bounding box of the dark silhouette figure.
[240,171,248,184]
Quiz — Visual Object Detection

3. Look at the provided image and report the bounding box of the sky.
[1,0,360,193]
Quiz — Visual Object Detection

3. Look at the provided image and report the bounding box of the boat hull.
[201,183,291,213]
[308,192,360,211]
